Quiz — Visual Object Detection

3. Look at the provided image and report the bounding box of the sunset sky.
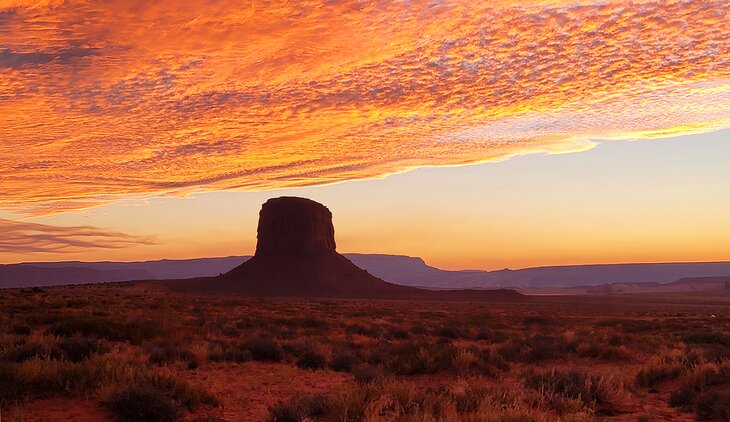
[1,0,728,270]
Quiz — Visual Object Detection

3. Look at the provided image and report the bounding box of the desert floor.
[2,284,729,421]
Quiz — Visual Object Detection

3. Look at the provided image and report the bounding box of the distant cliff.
[3,254,730,291]
[0,264,153,288]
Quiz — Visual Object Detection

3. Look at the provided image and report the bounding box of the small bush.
[684,332,730,346]
[669,362,730,418]
[152,376,219,410]
[0,358,107,406]
[107,383,183,422]
[7,342,48,362]
[669,384,696,409]
[329,349,359,372]
[53,337,108,363]
[268,394,328,422]
[106,376,218,422]
[244,338,284,362]
[346,324,381,337]
[12,324,32,335]
[192,416,225,422]
[296,350,327,370]
[352,364,382,384]
[386,342,457,375]
[524,335,564,363]
[434,326,461,339]
[147,341,195,366]
[524,369,623,415]
[207,341,253,363]
[694,390,730,420]
[636,364,682,388]
[48,315,160,345]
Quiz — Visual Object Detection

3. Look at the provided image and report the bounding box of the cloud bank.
[0,219,155,254]
[0,0,728,213]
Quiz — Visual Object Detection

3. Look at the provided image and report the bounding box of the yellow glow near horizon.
[0,0,728,215]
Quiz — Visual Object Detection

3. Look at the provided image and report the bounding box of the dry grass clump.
[523,369,625,416]
[106,375,218,422]
[669,361,730,420]
[269,380,547,422]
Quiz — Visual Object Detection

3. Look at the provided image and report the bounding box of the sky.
[1,0,729,269]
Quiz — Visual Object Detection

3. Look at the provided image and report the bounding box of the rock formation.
[254,197,337,257]
[168,196,522,300]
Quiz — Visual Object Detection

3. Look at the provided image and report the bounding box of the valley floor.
[1,285,730,421]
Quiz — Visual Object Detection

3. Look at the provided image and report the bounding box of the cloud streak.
[0,219,156,254]
[0,0,728,213]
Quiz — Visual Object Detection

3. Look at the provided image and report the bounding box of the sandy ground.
[179,361,351,421]
[3,362,350,422]
[3,398,110,422]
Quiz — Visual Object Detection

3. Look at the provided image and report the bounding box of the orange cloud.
[0,0,728,213]
[0,219,155,253]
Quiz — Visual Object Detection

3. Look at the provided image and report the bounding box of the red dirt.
[177,361,352,421]
[3,398,110,422]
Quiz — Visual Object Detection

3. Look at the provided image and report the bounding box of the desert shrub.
[0,362,23,404]
[0,358,106,405]
[12,324,32,336]
[7,342,48,362]
[235,317,258,330]
[192,416,225,422]
[524,369,623,415]
[281,341,307,358]
[449,384,490,413]
[244,337,284,362]
[65,298,89,308]
[147,341,195,366]
[388,328,410,340]
[684,332,730,346]
[53,337,108,363]
[476,330,508,343]
[694,390,730,420]
[409,324,427,335]
[607,333,624,346]
[669,362,730,418]
[669,384,696,408]
[596,319,654,333]
[296,350,327,370]
[434,325,462,339]
[346,324,381,337]
[151,375,219,410]
[523,335,565,362]
[495,339,525,362]
[106,383,183,422]
[598,345,633,362]
[207,341,252,363]
[453,349,482,377]
[48,315,161,345]
[477,348,510,375]
[290,380,540,421]
[698,344,730,363]
[386,342,456,375]
[636,363,683,388]
[268,393,328,422]
[220,326,241,337]
[352,364,383,384]
[364,342,391,365]
[296,317,329,329]
[523,315,554,325]
[576,341,633,362]
[330,349,359,372]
